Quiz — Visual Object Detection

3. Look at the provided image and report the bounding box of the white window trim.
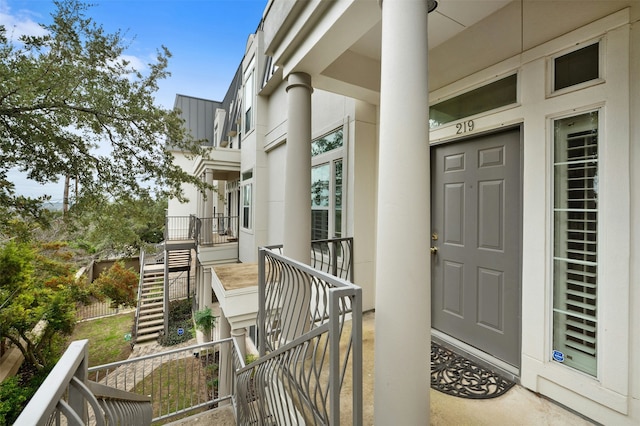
[546,37,605,98]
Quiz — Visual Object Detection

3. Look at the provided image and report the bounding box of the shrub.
[194,307,216,334]
[158,299,193,346]
[93,261,138,308]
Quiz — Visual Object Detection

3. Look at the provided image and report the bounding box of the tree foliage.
[0,0,208,222]
[68,193,167,259]
[0,240,78,372]
[93,261,139,308]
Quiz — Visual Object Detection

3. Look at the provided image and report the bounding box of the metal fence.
[14,340,152,426]
[234,247,363,425]
[168,273,195,301]
[76,300,133,322]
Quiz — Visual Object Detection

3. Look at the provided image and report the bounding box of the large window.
[552,111,599,376]
[311,128,344,241]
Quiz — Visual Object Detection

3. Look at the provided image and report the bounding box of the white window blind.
[552,111,598,376]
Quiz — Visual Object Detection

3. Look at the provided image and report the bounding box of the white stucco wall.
[167,150,199,217]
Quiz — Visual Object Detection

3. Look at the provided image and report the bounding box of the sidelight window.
[311,128,344,241]
[552,110,599,376]
[242,170,253,230]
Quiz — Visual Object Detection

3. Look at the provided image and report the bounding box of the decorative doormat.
[430,342,515,399]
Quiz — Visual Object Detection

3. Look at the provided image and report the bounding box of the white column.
[203,268,212,311]
[283,72,312,265]
[198,264,205,311]
[218,311,231,406]
[374,1,431,424]
[203,169,214,244]
[204,169,214,217]
[231,328,247,360]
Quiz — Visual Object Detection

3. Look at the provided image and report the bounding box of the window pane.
[429,74,517,128]
[311,164,330,208]
[244,70,254,132]
[311,210,329,241]
[552,111,598,376]
[334,160,342,238]
[554,43,599,91]
[312,128,343,157]
[242,184,252,229]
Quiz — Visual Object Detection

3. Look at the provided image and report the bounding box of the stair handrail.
[14,340,152,425]
[132,249,146,345]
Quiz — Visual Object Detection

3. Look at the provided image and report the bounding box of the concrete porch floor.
[168,310,594,425]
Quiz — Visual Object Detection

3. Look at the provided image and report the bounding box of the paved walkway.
[163,311,595,425]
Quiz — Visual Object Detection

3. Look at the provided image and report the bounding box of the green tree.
[0,0,208,222]
[69,192,167,259]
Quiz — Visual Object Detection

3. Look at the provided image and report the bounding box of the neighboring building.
[169,1,640,424]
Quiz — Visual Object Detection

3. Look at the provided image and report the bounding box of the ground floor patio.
[166,311,594,425]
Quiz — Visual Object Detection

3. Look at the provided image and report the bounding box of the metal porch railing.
[14,340,152,426]
[265,236,354,282]
[234,247,363,425]
[89,340,235,423]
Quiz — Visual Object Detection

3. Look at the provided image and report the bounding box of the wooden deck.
[213,263,259,291]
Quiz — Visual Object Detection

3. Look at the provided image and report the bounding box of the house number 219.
[455,120,475,134]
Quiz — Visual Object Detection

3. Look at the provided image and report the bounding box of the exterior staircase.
[135,248,193,344]
[135,264,166,343]
[167,249,191,273]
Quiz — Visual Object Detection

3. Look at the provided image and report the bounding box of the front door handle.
[430,246,438,255]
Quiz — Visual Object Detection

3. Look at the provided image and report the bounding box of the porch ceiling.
[192,147,241,179]
[265,0,628,103]
[265,0,510,104]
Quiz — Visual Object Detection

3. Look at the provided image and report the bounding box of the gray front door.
[431,128,521,367]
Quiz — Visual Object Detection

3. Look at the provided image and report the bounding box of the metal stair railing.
[234,247,363,425]
[14,340,152,426]
[132,249,147,345]
[89,339,235,423]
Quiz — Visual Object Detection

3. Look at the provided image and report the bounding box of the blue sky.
[1,0,267,200]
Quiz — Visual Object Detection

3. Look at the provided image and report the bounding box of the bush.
[93,261,138,308]
[158,299,193,346]
[0,376,29,424]
[0,367,49,425]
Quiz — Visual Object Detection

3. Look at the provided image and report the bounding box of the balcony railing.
[165,215,239,247]
[14,340,152,425]
[197,215,239,246]
[235,246,362,425]
[164,215,196,241]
